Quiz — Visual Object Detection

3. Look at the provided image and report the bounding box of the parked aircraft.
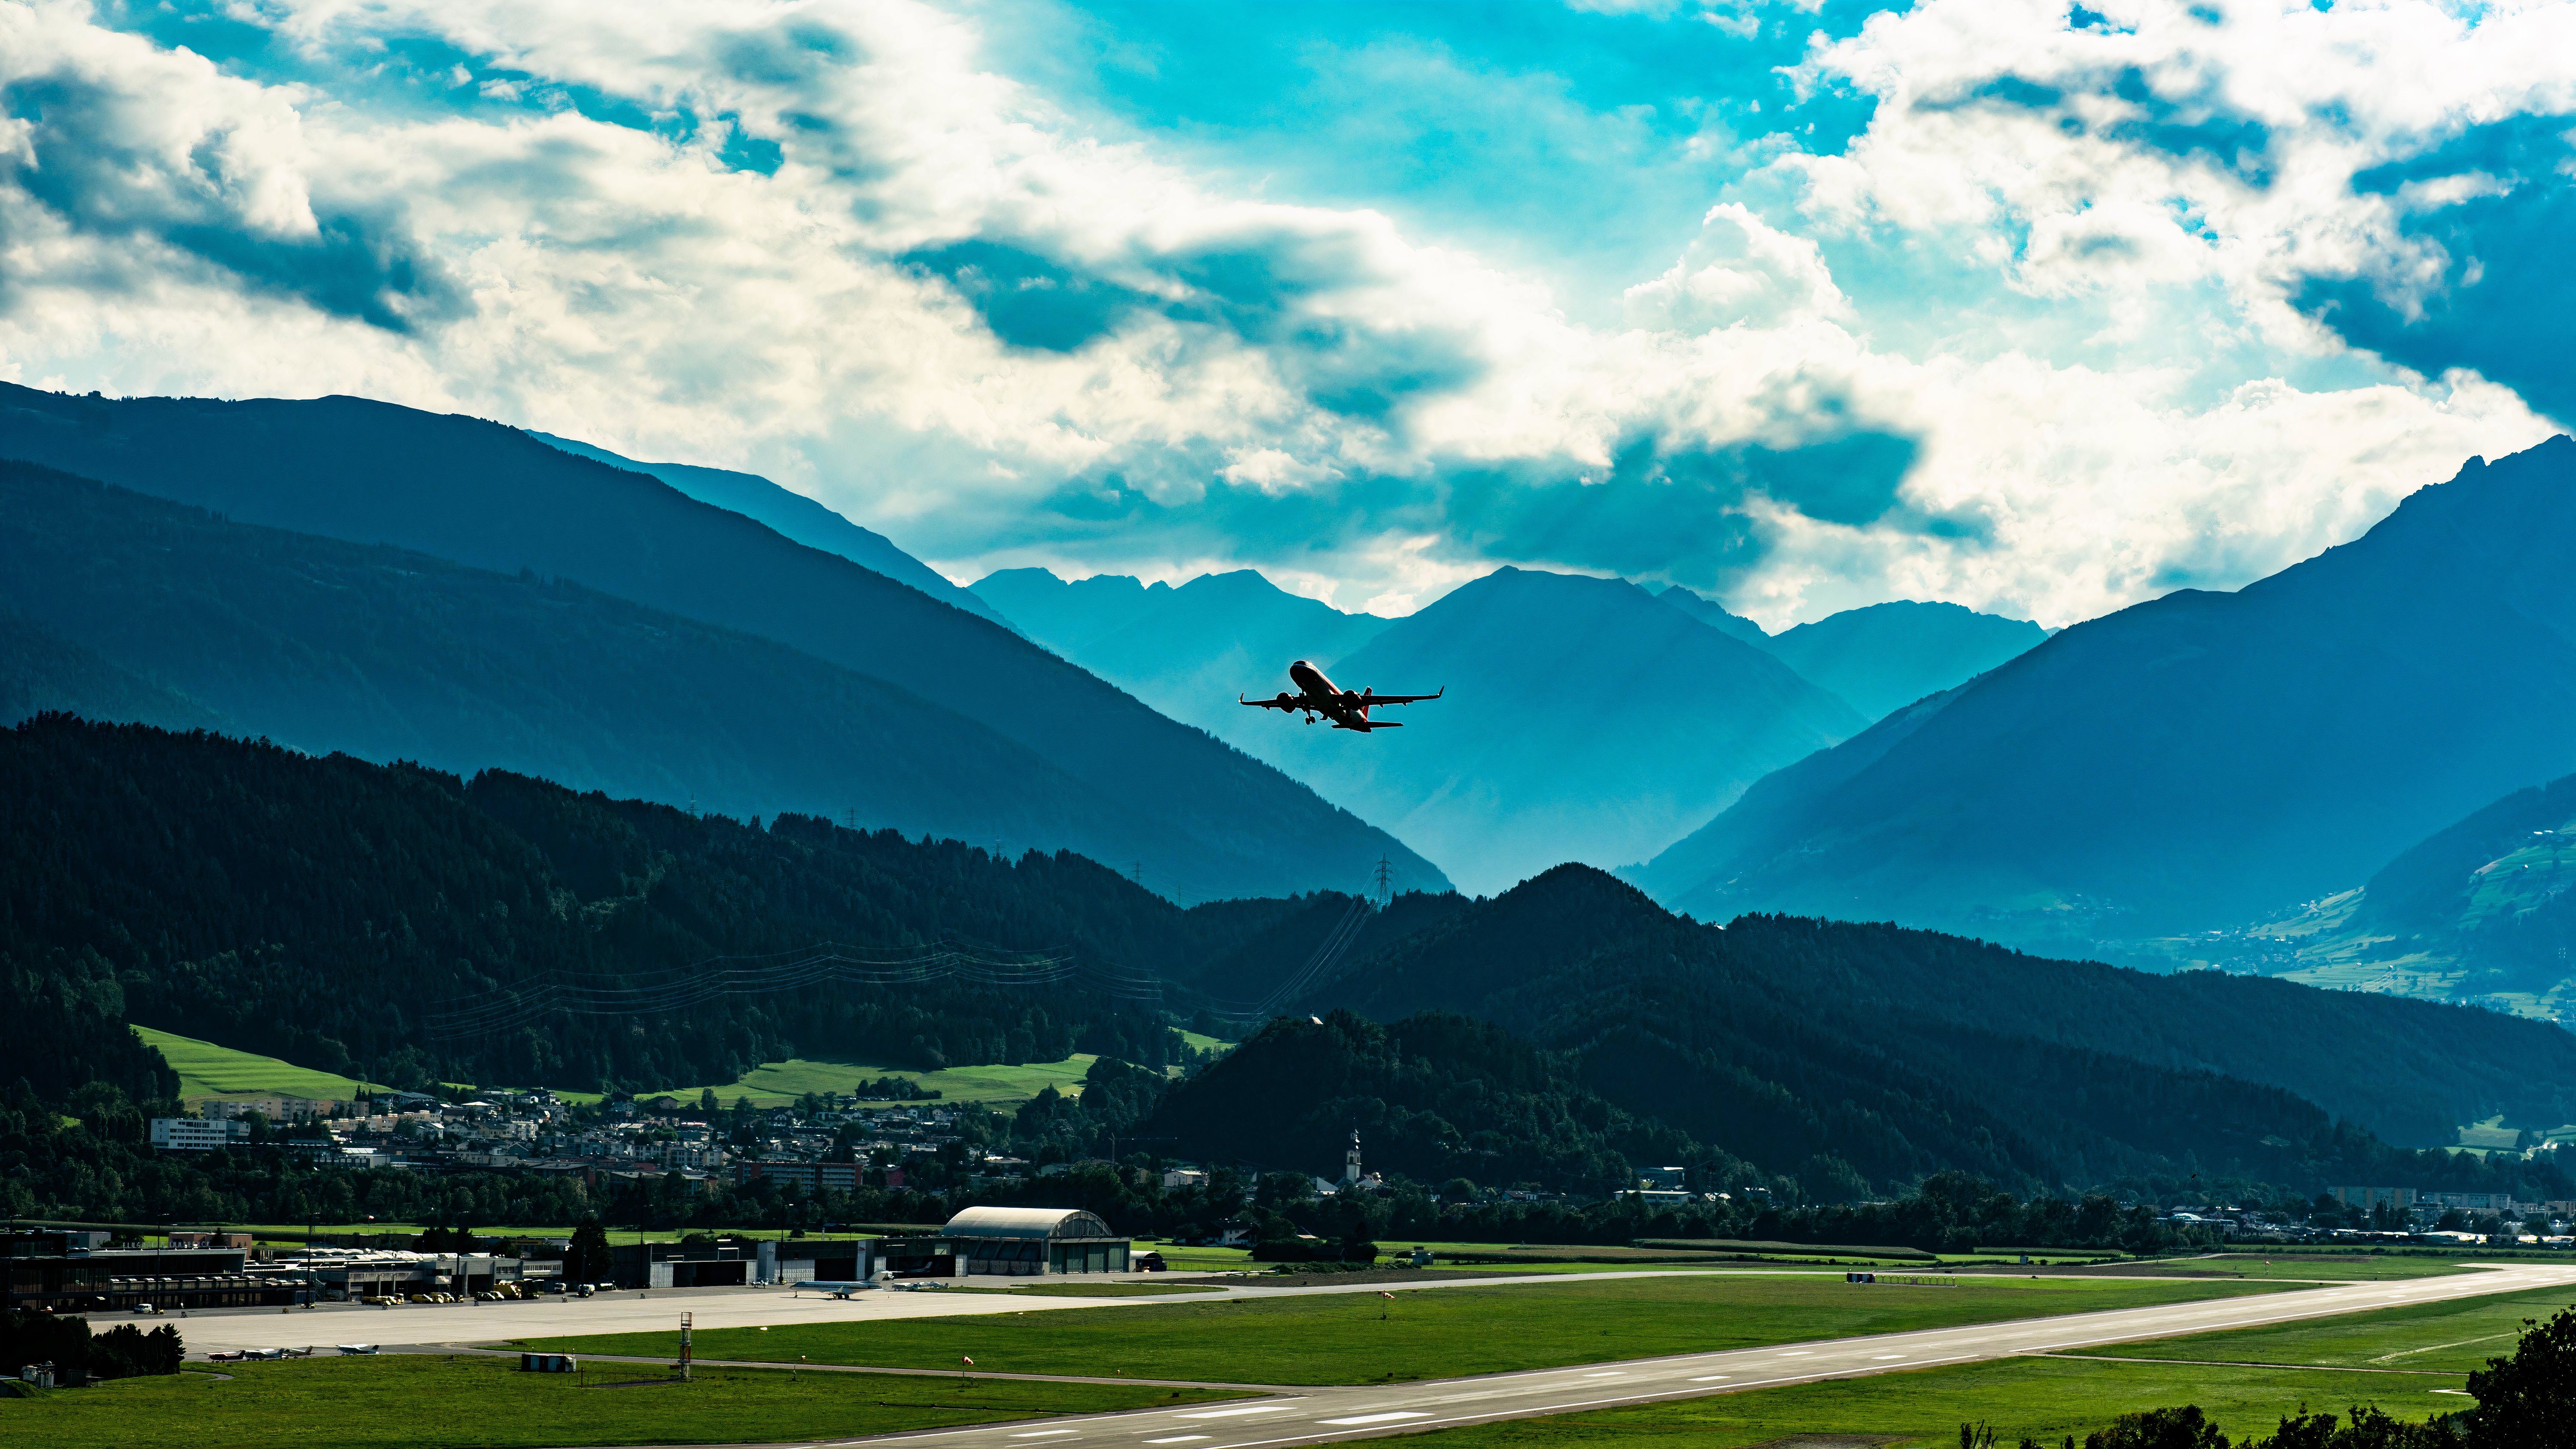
[1240,661,1442,733]
[335,1344,380,1355]
[802,1270,895,1299]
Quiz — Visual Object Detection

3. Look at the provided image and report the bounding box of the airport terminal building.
[939,1207,1130,1276]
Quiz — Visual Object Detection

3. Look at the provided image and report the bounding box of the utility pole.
[678,1311,693,1381]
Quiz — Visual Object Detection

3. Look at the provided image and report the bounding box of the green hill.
[1300,865,2576,1195]
[133,1026,390,1103]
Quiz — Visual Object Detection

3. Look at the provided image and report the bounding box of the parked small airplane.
[335,1344,380,1355]
[1240,661,1443,732]
[802,1270,895,1299]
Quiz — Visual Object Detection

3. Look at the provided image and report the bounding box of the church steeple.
[1343,1128,1363,1185]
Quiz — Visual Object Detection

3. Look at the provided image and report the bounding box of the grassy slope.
[643,1055,1105,1107]
[522,1274,2291,1386]
[0,1354,1224,1449]
[132,1026,389,1102]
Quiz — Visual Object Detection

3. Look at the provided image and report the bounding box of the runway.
[535,1261,2576,1449]
[162,1268,1844,1354]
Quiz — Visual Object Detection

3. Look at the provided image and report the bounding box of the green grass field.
[641,1055,1107,1108]
[2087,1282,2576,1372]
[524,1273,2293,1386]
[1403,1353,2474,1449]
[0,1352,1226,1449]
[132,1026,390,1103]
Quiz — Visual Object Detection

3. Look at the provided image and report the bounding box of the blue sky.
[2,0,2570,625]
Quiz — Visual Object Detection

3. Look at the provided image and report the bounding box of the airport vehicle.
[1241,660,1441,732]
[129,1303,156,1315]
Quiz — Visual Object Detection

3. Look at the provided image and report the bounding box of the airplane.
[335,1344,380,1355]
[1240,661,1442,732]
[801,1270,895,1299]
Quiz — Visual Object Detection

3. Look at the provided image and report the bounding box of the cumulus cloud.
[0,0,2564,630]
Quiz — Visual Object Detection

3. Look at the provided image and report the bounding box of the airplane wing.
[1364,687,1444,706]
[1239,694,1300,711]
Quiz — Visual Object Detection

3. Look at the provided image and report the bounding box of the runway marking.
[1686,1375,1730,1382]
[1872,1354,1906,1360]
[1176,1407,1296,1419]
[1144,1436,1210,1443]
[1316,1412,1429,1425]
[1010,1432,1078,1438]
[1579,1371,1623,1378]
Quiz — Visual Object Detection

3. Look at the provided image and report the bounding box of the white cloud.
[0,0,2564,631]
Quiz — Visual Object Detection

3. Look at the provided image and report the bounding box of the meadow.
[1388,1268,2575,1447]
[2084,1281,2576,1372]
[0,1352,1225,1449]
[131,1026,389,1103]
[1397,1353,2475,1449]
[522,1272,2292,1386]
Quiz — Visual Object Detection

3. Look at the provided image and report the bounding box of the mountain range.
[12,712,2570,1204]
[0,384,1444,902]
[979,565,2047,893]
[1300,864,2576,1191]
[1634,436,2576,961]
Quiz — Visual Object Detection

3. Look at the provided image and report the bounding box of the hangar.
[939,1206,1130,1276]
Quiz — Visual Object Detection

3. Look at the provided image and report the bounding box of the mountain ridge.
[1637,437,2576,952]
[0,385,1446,901]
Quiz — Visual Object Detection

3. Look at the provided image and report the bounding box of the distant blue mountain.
[1262,569,1863,894]
[982,565,1867,893]
[1634,437,2576,954]
[1657,587,2047,722]
[972,567,1390,724]
[1763,601,2049,721]
[1653,585,1772,648]
[530,431,1012,629]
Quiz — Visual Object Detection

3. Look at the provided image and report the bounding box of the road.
[536,1261,2576,1449]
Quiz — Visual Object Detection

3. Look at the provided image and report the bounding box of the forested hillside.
[0,383,1445,901]
[1303,867,2576,1195]
[9,716,2564,1211]
[0,715,1334,1097]
[1145,1012,1720,1197]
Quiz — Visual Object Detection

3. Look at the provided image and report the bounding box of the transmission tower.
[1371,855,1393,908]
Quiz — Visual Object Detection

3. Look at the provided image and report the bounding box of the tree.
[699,1088,718,1115]
[2083,1406,2228,1449]
[2466,1306,2576,1447]
[565,1217,614,1285]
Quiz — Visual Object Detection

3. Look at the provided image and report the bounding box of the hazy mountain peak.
[1764,599,2049,721]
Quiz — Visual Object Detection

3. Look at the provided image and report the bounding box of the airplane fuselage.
[1242,661,1439,732]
